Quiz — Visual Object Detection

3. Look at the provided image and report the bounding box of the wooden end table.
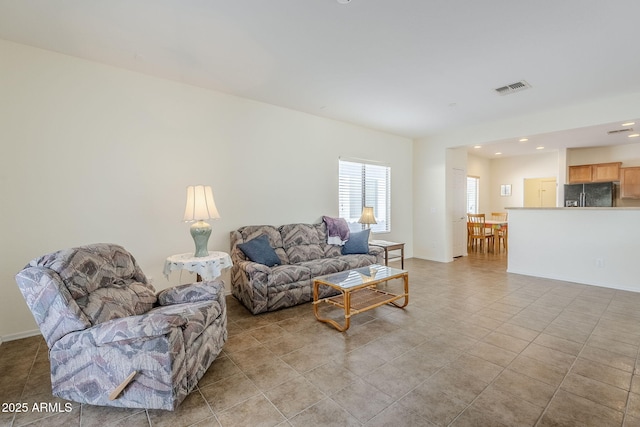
[369,240,405,268]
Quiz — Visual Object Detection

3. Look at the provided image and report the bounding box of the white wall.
[413,139,448,262]
[488,151,560,210]
[567,142,640,166]
[0,40,413,340]
[507,208,640,291]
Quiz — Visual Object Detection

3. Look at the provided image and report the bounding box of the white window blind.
[339,159,390,233]
[467,176,479,214]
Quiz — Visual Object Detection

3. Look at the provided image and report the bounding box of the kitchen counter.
[505,207,640,292]
[507,207,640,210]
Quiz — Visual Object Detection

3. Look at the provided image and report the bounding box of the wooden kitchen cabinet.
[568,162,621,183]
[620,167,640,199]
[568,165,593,183]
[593,162,621,182]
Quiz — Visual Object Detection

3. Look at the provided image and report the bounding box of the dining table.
[484,219,508,253]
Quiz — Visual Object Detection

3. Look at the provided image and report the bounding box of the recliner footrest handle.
[109,371,137,400]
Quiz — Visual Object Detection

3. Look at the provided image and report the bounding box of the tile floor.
[3,254,640,426]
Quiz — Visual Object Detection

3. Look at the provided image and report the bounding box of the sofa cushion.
[323,245,343,258]
[286,245,325,264]
[281,224,324,263]
[268,264,311,288]
[298,258,349,277]
[342,229,371,255]
[341,253,378,269]
[280,223,322,246]
[238,235,281,267]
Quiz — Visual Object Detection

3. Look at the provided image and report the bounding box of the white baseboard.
[1,329,41,343]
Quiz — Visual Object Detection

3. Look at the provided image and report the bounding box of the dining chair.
[490,212,508,252]
[467,213,494,252]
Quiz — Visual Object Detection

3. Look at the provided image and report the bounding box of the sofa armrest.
[53,312,187,350]
[238,260,271,276]
[157,280,224,306]
[367,245,385,264]
[368,245,384,256]
[230,260,272,314]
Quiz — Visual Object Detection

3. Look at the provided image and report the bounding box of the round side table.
[163,251,232,282]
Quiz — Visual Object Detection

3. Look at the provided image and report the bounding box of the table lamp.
[358,206,377,231]
[183,185,220,257]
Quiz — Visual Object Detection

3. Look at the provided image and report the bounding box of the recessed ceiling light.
[629,134,640,138]
[536,146,544,150]
[519,138,528,142]
[337,0,352,3]
[495,152,502,155]
[622,122,635,126]
[474,145,482,149]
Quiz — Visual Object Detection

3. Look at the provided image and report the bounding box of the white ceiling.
[469,119,640,159]
[1,0,639,157]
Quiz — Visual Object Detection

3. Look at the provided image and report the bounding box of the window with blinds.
[338,159,390,233]
[467,176,479,214]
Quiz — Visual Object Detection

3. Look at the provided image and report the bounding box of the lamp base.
[190,220,211,257]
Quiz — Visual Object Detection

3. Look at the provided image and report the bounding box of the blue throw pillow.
[342,229,370,255]
[238,235,280,266]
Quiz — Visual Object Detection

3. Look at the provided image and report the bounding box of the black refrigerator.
[564,182,614,207]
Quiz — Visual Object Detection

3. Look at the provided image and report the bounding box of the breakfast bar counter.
[506,207,640,292]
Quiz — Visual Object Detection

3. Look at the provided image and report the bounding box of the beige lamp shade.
[183,185,220,221]
[358,206,377,225]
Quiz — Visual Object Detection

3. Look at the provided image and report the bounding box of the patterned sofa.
[230,222,384,314]
[15,243,227,411]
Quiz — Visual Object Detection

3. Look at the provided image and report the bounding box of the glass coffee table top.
[314,264,406,290]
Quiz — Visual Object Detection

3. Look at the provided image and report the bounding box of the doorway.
[524,177,557,207]
[452,168,467,257]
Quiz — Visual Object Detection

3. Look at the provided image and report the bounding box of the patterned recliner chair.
[15,243,227,411]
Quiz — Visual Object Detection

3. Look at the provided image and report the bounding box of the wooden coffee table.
[312,264,409,331]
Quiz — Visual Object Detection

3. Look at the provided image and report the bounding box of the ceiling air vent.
[494,80,531,96]
[607,128,634,135]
